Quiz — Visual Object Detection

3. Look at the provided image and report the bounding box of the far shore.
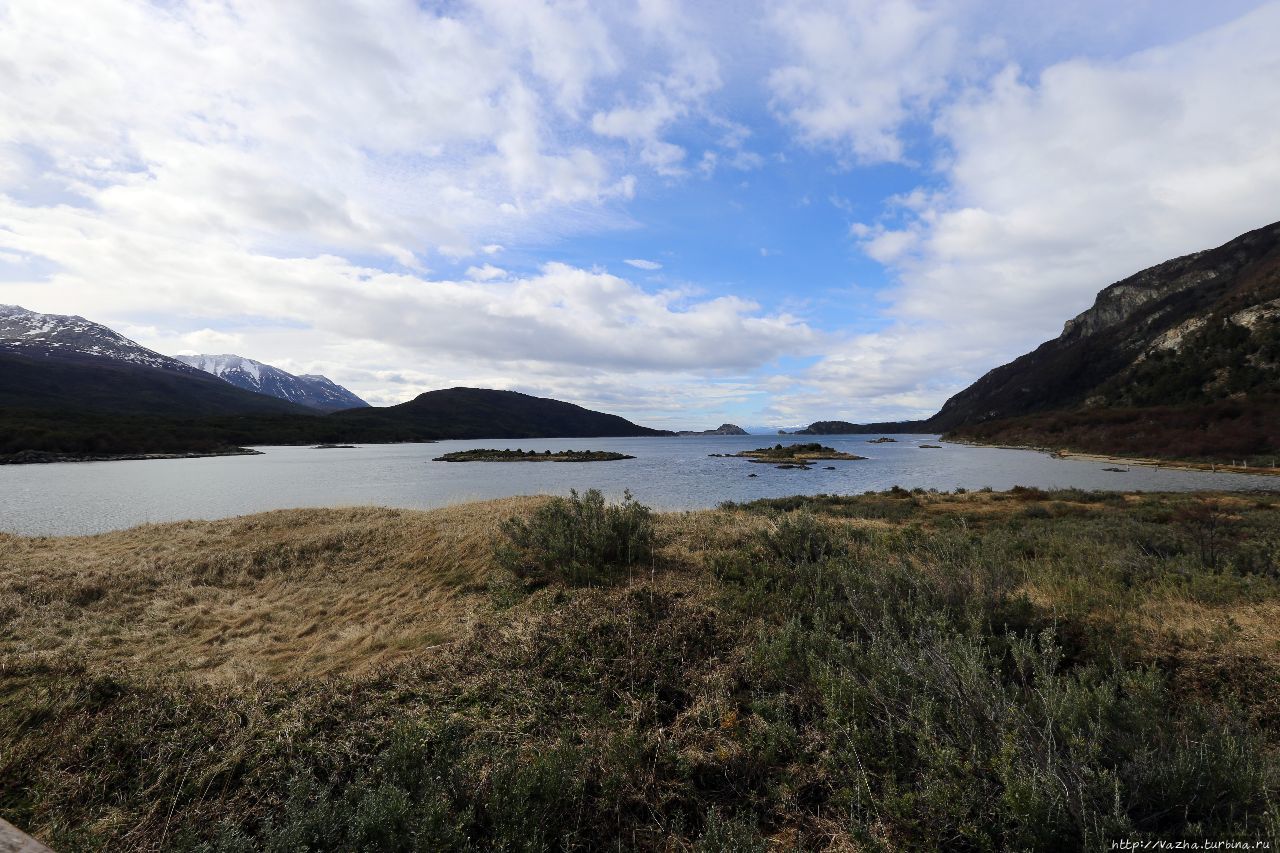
[945,438,1280,477]
[0,448,263,466]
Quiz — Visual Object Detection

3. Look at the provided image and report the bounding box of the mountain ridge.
[796,220,1280,459]
[0,305,672,460]
[175,353,369,412]
[0,305,311,418]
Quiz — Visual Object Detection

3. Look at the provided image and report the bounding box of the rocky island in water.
[432,448,635,462]
[711,442,867,469]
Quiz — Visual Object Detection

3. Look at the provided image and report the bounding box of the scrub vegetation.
[2,488,1279,850]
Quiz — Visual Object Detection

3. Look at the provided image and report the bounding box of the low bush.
[496,489,654,586]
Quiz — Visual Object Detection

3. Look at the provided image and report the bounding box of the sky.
[1,0,1279,429]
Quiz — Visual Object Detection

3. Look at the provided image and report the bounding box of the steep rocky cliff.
[927,220,1280,432]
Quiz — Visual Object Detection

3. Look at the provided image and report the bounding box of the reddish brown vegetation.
[948,395,1280,463]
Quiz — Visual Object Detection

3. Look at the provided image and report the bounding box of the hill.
[332,387,672,439]
[0,386,670,461]
[797,221,1280,460]
[796,418,929,435]
[676,423,749,436]
[0,307,669,460]
[930,220,1280,433]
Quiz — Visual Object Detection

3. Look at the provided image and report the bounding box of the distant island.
[796,420,928,435]
[676,423,748,436]
[712,442,866,469]
[0,448,262,465]
[433,448,635,462]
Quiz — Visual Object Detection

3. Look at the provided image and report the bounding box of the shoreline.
[0,447,263,466]
[945,438,1280,477]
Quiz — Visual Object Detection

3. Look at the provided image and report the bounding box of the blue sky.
[1,0,1278,428]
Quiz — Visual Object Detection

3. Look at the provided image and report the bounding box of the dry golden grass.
[3,488,1275,692]
[0,497,547,682]
[1137,598,1280,664]
[0,499,770,686]
[3,489,1277,849]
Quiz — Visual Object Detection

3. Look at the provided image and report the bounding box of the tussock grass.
[0,497,545,681]
[2,488,1279,850]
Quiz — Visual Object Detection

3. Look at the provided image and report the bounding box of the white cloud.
[469,0,619,115]
[797,2,1280,420]
[0,0,639,267]
[767,0,961,163]
[167,328,247,356]
[589,8,723,175]
[0,183,815,400]
[465,264,508,281]
[2,0,1276,427]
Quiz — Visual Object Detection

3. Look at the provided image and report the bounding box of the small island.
[867,436,898,443]
[677,423,749,436]
[432,448,635,462]
[711,442,866,469]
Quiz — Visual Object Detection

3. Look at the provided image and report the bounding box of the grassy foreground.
[2,488,1279,850]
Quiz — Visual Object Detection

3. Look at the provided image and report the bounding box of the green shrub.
[756,511,839,566]
[1022,503,1052,519]
[496,489,654,586]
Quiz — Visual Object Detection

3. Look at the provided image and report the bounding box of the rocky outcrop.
[1059,266,1219,339]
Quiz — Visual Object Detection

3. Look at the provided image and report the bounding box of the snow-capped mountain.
[0,305,312,416]
[0,304,204,375]
[175,354,369,412]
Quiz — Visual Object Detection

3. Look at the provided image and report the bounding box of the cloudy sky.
[2,0,1278,428]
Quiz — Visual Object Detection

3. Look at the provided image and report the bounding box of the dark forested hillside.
[1,386,670,461]
[332,387,672,439]
[0,352,310,417]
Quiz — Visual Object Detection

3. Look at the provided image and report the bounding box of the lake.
[1,434,1273,536]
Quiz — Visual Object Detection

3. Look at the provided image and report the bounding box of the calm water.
[0,434,1273,536]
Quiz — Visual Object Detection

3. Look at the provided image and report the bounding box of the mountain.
[928,221,1280,433]
[332,387,672,439]
[0,305,309,417]
[0,311,664,461]
[797,221,1280,460]
[176,354,369,412]
[1,304,209,375]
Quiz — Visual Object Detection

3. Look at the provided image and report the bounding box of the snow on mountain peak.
[177,353,368,411]
[0,304,201,374]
